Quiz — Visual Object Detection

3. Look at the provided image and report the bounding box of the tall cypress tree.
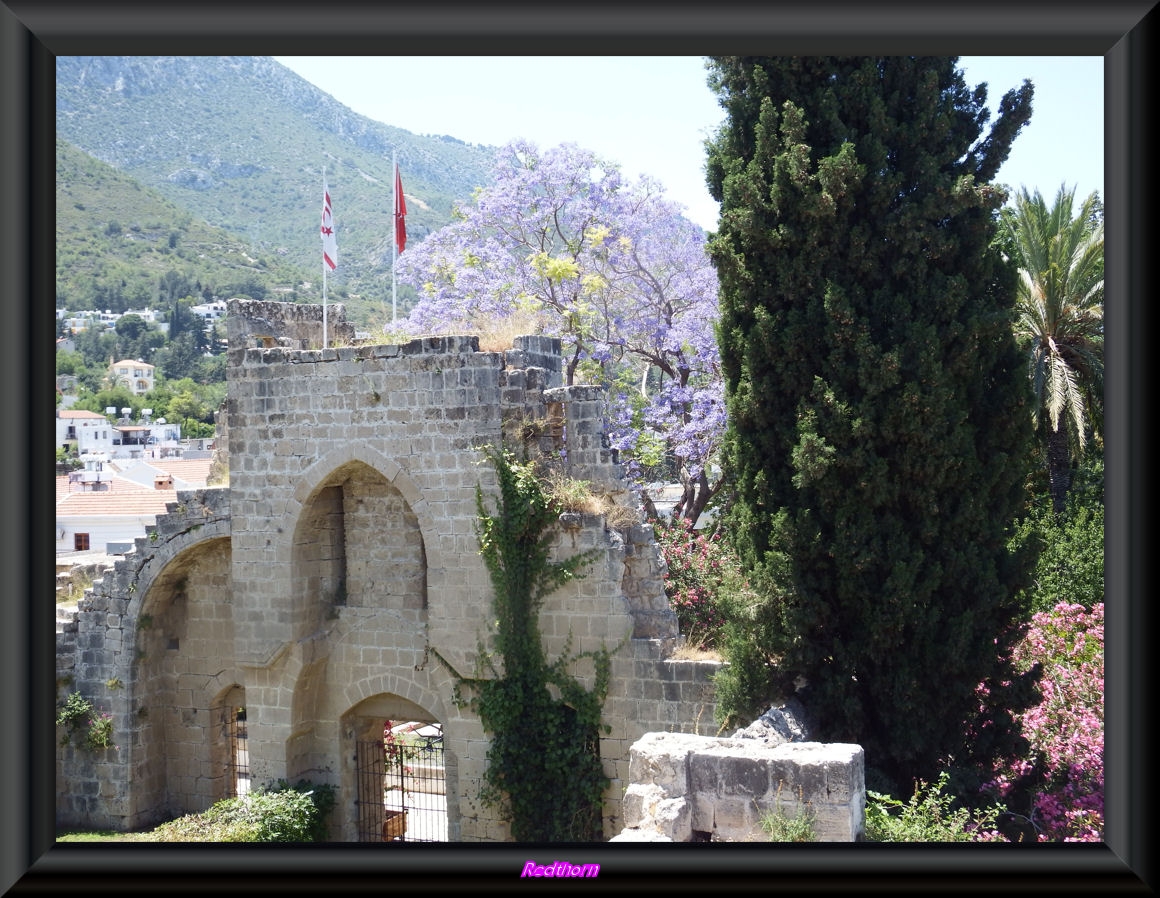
[706,57,1040,789]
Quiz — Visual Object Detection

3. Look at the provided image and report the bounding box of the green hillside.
[56,56,498,328]
[57,137,320,314]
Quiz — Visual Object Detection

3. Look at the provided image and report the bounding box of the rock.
[730,696,812,746]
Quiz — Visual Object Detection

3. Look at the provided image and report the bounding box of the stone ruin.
[613,698,865,842]
[55,300,722,841]
[55,299,864,843]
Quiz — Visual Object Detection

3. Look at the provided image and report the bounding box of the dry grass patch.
[669,642,724,662]
[541,470,641,530]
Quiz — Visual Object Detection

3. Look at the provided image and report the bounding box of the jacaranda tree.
[395,139,725,525]
[706,56,1041,791]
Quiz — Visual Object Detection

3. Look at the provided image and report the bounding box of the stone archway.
[131,534,239,822]
[289,459,428,640]
[338,693,454,843]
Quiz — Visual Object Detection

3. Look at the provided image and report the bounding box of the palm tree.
[1003,185,1104,513]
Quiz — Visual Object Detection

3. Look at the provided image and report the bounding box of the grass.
[541,469,642,530]
[56,569,95,605]
[669,642,724,662]
[56,829,155,842]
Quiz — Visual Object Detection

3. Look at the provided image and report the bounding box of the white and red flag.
[394,164,407,254]
[321,179,338,270]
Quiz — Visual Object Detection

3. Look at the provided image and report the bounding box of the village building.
[107,359,155,395]
[56,456,212,557]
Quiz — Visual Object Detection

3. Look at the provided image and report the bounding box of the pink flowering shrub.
[980,602,1104,841]
[654,520,736,650]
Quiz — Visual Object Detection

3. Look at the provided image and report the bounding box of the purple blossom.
[396,139,726,525]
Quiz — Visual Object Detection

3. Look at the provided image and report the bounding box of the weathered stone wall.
[56,300,725,841]
[613,732,865,842]
[55,488,233,830]
[225,298,355,351]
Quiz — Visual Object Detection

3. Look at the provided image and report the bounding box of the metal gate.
[356,722,447,842]
[228,706,250,796]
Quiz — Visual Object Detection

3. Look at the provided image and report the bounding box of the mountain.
[56,55,499,327]
[57,137,324,314]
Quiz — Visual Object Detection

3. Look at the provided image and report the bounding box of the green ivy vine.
[436,445,612,841]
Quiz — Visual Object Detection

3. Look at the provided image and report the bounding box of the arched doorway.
[132,535,236,821]
[359,720,447,842]
[341,695,452,843]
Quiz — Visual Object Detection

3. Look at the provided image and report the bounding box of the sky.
[274,56,1103,233]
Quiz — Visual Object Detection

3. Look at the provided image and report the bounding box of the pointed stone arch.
[335,675,458,843]
[130,532,238,822]
[285,447,437,642]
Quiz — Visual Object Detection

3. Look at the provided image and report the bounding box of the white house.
[56,487,174,556]
[122,308,163,325]
[57,409,117,454]
[108,359,155,395]
[60,310,119,333]
[55,457,211,556]
[58,408,183,459]
[190,301,227,329]
[112,415,182,458]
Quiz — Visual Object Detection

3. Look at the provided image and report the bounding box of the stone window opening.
[228,705,250,797]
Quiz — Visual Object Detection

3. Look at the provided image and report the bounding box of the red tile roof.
[56,489,173,517]
[56,473,179,502]
[148,458,213,485]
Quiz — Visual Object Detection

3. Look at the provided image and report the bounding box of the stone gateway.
[55,300,722,841]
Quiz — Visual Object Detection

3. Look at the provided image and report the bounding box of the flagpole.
[392,149,398,325]
[322,165,329,350]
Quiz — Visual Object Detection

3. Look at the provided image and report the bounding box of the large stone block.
[619,733,865,842]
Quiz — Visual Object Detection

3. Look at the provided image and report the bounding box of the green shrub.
[1011,502,1103,614]
[759,785,817,842]
[864,772,1005,842]
[151,783,335,842]
[268,778,338,842]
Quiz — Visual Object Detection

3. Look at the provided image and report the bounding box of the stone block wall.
[614,732,865,842]
[55,488,234,830]
[226,298,355,350]
[56,299,723,841]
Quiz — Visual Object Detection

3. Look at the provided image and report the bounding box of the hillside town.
[56,300,223,568]
[55,403,215,567]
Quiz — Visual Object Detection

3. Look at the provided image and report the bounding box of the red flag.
[394,164,407,254]
[321,179,337,270]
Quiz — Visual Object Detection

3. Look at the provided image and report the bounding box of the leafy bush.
[759,785,817,842]
[1011,451,1103,615]
[151,783,335,842]
[865,772,1005,842]
[654,520,742,651]
[1011,501,1104,614]
[268,779,338,842]
[977,602,1104,841]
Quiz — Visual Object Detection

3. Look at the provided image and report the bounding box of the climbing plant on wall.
[435,445,612,841]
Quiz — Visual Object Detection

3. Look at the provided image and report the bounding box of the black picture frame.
[4,2,1153,893]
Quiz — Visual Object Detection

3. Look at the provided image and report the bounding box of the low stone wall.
[613,732,865,842]
[226,298,356,350]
